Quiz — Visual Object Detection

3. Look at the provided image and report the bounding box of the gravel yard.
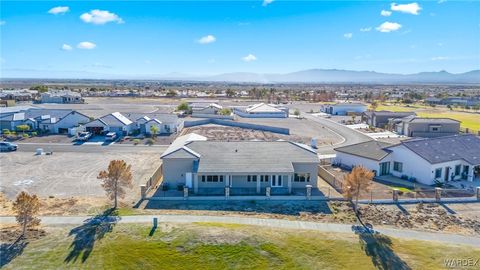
[0,151,161,201]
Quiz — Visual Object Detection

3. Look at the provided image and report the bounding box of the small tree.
[150,125,159,139]
[13,191,41,237]
[293,109,301,118]
[370,101,378,111]
[218,108,232,116]
[16,124,30,135]
[97,160,133,209]
[176,102,190,112]
[343,166,374,213]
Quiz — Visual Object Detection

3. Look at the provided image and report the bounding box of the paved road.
[0,214,478,247]
[303,113,371,154]
[12,143,168,153]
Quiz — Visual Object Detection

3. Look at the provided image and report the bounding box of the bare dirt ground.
[182,125,308,143]
[219,117,343,145]
[0,151,161,202]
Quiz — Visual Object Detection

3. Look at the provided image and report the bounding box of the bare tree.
[98,160,133,209]
[13,191,41,237]
[343,166,374,213]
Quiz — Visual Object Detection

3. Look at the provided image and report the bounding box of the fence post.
[306,185,312,200]
[393,189,399,203]
[266,187,271,199]
[476,187,480,200]
[140,184,147,199]
[225,187,230,200]
[183,186,189,199]
[435,187,442,202]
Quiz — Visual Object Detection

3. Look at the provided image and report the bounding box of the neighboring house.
[233,103,289,118]
[0,90,37,102]
[392,117,460,138]
[425,97,480,107]
[161,133,319,194]
[40,90,84,104]
[362,111,416,128]
[334,134,480,185]
[320,102,367,115]
[192,103,222,115]
[0,109,90,133]
[84,112,183,135]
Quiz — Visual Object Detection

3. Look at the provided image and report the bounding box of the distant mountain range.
[2,68,480,84]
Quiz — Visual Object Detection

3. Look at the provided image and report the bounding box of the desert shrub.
[31,131,38,137]
[146,138,154,145]
[133,139,140,145]
[22,133,30,138]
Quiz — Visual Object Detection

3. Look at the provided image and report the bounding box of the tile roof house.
[233,103,289,118]
[391,116,460,138]
[0,108,90,133]
[161,133,319,195]
[334,134,480,185]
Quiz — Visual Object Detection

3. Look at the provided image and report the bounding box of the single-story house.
[40,90,84,104]
[161,133,319,194]
[233,103,289,118]
[391,116,460,138]
[84,112,183,136]
[362,111,416,128]
[334,134,480,185]
[0,109,90,133]
[320,102,367,116]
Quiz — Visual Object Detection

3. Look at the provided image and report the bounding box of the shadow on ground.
[144,200,333,216]
[0,238,28,267]
[64,208,120,264]
[352,225,411,270]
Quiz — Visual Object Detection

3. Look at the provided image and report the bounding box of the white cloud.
[376,21,402,33]
[77,41,96,49]
[48,6,69,15]
[343,33,353,39]
[197,35,216,44]
[391,3,422,15]
[360,27,372,32]
[431,56,449,61]
[0,20,6,26]
[263,0,274,6]
[381,10,392,16]
[242,54,257,62]
[62,44,73,51]
[80,10,124,25]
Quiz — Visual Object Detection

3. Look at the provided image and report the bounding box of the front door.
[379,162,390,176]
[271,175,283,187]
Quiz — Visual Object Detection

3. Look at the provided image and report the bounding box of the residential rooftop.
[334,140,393,161]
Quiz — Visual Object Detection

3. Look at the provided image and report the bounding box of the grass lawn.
[3,222,479,269]
[374,104,480,130]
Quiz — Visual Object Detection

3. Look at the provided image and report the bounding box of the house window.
[201,175,206,182]
[247,175,257,182]
[455,165,461,176]
[294,173,310,182]
[393,162,403,172]
[202,175,223,182]
[260,175,269,182]
[435,168,442,179]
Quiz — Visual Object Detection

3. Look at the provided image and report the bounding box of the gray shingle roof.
[334,140,392,161]
[394,134,480,165]
[122,112,179,124]
[187,141,318,173]
[372,111,416,117]
[406,117,460,124]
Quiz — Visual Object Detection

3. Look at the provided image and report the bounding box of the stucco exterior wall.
[162,158,195,186]
[334,152,382,175]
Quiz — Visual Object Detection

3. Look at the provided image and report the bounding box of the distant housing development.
[334,134,480,185]
[40,90,84,104]
[234,103,289,118]
[320,102,367,115]
[161,133,319,195]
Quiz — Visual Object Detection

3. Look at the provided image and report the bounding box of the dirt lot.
[0,151,161,203]
[234,117,343,145]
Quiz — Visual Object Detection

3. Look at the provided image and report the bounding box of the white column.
[193,174,198,194]
[256,174,261,194]
[287,175,292,194]
[225,174,229,187]
[467,166,475,182]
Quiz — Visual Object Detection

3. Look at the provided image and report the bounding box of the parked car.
[76,131,92,141]
[0,142,18,152]
[105,132,117,141]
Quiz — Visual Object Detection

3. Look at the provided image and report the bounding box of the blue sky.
[1,1,479,78]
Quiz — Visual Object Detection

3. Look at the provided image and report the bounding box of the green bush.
[133,139,140,145]
[31,131,38,137]
[146,138,154,145]
[22,133,30,138]
[2,129,11,135]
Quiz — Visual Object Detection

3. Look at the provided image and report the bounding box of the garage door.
[86,126,104,135]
